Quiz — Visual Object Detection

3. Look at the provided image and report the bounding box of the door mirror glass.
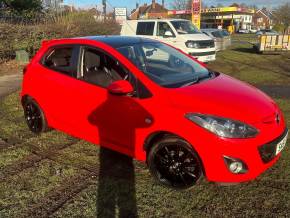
[107,80,134,95]
[164,31,174,38]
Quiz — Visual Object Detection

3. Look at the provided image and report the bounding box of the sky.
[63,0,289,11]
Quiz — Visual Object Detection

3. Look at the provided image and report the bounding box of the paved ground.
[0,74,22,99]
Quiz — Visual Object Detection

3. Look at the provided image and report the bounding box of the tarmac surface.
[0,74,22,99]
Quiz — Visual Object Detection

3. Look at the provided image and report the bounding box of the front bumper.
[188,51,216,63]
[183,121,287,183]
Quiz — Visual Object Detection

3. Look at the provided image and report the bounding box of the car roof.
[201,29,223,32]
[133,18,189,22]
[72,35,158,48]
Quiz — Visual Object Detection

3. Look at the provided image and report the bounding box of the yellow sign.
[192,0,201,29]
[201,7,254,14]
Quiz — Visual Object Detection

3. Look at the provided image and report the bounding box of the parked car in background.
[249,27,258,34]
[121,19,216,63]
[256,29,279,36]
[21,36,288,189]
[201,29,231,51]
[237,29,250,34]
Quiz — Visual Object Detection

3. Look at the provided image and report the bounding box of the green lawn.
[0,35,290,217]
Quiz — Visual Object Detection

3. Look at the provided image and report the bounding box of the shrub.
[0,11,121,62]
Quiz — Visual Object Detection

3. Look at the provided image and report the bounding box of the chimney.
[152,0,156,9]
[162,0,165,8]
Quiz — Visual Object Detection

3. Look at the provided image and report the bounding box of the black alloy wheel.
[147,136,203,189]
[23,98,48,134]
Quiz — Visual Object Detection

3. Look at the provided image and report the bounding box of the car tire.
[23,97,49,134]
[147,136,203,190]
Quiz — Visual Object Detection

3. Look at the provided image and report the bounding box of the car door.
[39,45,112,144]
[36,45,89,135]
[155,21,176,44]
[75,46,153,154]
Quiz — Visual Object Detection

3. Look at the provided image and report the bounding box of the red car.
[21,36,288,189]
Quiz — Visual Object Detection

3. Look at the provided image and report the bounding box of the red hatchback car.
[21,36,288,189]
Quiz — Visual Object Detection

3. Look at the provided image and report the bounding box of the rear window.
[136,22,155,36]
[42,47,74,76]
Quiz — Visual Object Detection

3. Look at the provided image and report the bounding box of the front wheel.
[147,136,203,189]
[23,98,49,134]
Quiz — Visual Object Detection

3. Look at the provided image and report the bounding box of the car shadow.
[88,92,153,217]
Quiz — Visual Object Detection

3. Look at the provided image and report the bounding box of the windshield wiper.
[181,76,200,87]
[181,71,215,87]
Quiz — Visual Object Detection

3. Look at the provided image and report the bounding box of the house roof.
[130,2,168,19]
[256,8,273,20]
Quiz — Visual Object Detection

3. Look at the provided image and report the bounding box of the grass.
[0,34,290,217]
[208,34,290,85]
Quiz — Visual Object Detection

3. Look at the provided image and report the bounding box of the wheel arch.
[143,131,178,153]
[21,94,31,106]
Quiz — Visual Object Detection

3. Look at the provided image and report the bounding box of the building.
[168,6,254,32]
[130,0,168,19]
[201,7,254,31]
[42,0,63,10]
[253,8,273,30]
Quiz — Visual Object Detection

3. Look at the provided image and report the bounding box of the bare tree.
[272,3,290,33]
[171,0,191,10]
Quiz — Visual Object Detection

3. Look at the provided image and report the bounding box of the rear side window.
[136,22,155,36]
[42,47,74,76]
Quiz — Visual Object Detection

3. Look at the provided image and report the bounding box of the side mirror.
[164,31,174,38]
[107,80,134,95]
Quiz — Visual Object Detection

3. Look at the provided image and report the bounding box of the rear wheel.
[147,136,203,189]
[23,98,49,134]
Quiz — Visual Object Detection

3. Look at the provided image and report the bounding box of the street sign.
[114,7,127,24]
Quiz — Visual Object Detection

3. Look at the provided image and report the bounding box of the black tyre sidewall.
[147,136,203,190]
[23,98,48,134]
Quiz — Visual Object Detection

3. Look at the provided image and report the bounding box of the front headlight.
[185,113,259,138]
[186,41,199,48]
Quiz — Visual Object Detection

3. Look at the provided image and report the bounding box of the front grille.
[189,51,216,57]
[198,40,215,48]
[258,128,288,163]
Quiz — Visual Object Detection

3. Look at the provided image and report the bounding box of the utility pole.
[102,0,106,21]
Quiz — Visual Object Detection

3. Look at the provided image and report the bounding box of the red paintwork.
[21,37,287,183]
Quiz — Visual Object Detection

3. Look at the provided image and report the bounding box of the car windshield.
[171,21,201,34]
[221,30,230,36]
[117,42,214,88]
[212,31,224,38]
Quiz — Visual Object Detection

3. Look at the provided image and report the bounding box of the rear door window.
[136,22,155,36]
[42,46,77,77]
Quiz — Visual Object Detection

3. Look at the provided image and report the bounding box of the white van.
[121,19,216,62]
